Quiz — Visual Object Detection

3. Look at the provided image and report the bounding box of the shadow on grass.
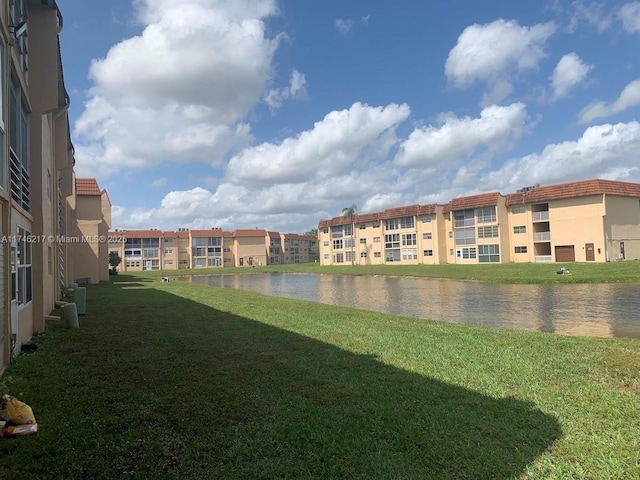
[0,277,562,479]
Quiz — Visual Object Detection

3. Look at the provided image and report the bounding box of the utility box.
[75,287,87,315]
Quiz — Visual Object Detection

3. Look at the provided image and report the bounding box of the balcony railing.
[533,231,551,242]
[535,255,553,263]
[532,211,549,222]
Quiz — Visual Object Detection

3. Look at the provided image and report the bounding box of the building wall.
[604,195,640,261]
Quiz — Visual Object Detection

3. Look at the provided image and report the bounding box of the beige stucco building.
[74,177,112,284]
[0,1,108,371]
[108,228,318,271]
[318,179,640,265]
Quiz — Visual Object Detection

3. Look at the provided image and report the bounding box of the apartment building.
[318,179,640,265]
[109,228,318,270]
[1,0,95,368]
[74,177,111,284]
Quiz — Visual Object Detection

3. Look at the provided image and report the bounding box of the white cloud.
[264,69,307,111]
[151,178,167,187]
[445,19,555,103]
[618,2,640,34]
[578,78,640,123]
[480,121,640,190]
[549,52,593,100]
[395,103,530,168]
[227,102,410,184]
[73,0,282,177]
[568,1,615,33]
[335,18,354,34]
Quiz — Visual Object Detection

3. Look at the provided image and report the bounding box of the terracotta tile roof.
[320,203,440,227]
[190,229,228,237]
[283,233,317,241]
[267,231,281,238]
[505,179,640,205]
[116,229,163,239]
[76,178,101,196]
[379,204,421,220]
[443,192,502,213]
[233,229,267,237]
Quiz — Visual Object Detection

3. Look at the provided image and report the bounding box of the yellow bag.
[0,394,36,425]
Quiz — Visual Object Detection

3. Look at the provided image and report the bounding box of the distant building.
[108,228,318,271]
[318,179,640,265]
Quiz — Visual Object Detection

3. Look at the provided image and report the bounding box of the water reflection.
[182,273,640,339]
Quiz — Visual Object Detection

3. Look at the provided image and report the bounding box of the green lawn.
[139,260,640,284]
[0,275,638,479]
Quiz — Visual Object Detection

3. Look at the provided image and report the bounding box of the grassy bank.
[138,260,640,284]
[1,275,638,478]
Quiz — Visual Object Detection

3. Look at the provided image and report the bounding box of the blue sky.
[55,0,640,233]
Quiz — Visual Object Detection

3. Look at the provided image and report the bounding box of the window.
[515,246,528,254]
[373,222,380,228]
[455,227,475,245]
[384,234,400,248]
[478,244,500,263]
[402,233,416,246]
[10,0,28,79]
[323,254,330,259]
[192,247,207,256]
[422,215,432,223]
[164,259,174,265]
[333,253,344,263]
[164,238,174,244]
[10,76,30,211]
[374,252,381,258]
[332,239,343,250]
[345,251,356,262]
[322,228,328,234]
[331,226,343,238]
[323,241,329,247]
[478,225,499,238]
[373,237,380,243]
[454,209,474,227]
[422,232,432,240]
[386,249,400,262]
[402,249,417,260]
[477,206,496,223]
[461,247,477,259]
[344,224,353,236]
[359,238,366,244]
[513,225,526,234]
[143,249,159,258]
[142,238,160,248]
[164,248,173,255]
[399,216,414,229]
[345,238,355,249]
[423,249,433,257]
[511,205,526,214]
[385,219,399,230]
[15,226,32,305]
[360,252,367,258]
[359,224,366,229]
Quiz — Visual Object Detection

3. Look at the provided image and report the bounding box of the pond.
[179,273,640,339]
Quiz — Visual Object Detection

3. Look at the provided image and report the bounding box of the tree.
[341,204,357,265]
[304,227,318,237]
[109,251,122,275]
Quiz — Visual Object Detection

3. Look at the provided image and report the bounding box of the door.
[585,243,595,261]
[555,245,575,262]
[620,241,625,260]
[10,239,18,357]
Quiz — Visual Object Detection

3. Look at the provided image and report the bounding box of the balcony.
[533,232,551,242]
[532,211,549,222]
[535,255,553,263]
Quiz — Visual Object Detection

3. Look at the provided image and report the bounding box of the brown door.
[585,243,595,261]
[555,245,575,262]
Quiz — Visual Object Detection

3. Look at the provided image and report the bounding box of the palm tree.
[341,204,357,265]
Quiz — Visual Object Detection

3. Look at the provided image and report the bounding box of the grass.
[138,260,640,284]
[0,274,638,479]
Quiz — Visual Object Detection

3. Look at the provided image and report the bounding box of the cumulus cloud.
[227,102,410,184]
[445,19,555,103]
[264,69,307,111]
[480,121,640,190]
[395,103,530,168]
[73,0,282,177]
[549,52,593,100]
[618,2,640,34]
[578,78,640,123]
[335,18,354,34]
